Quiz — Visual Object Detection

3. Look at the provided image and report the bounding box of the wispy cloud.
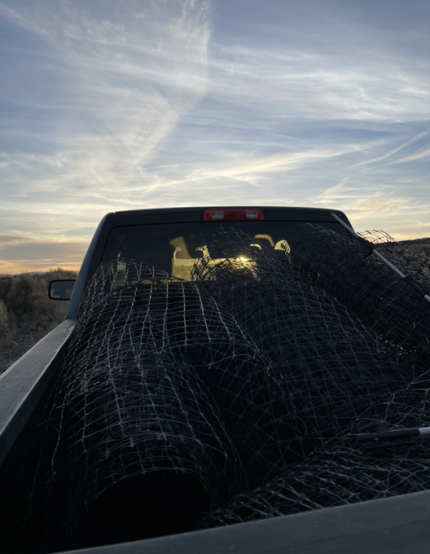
[204,38,430,122]
[317,178,354,203]
[0,0,211,233]
[0,234,88,273]
[397,222,430,229]
[355,131,430,166]
[391,147,430,164]
[317,180,413,215]
[164,144,364,184]
[344,195,413,216]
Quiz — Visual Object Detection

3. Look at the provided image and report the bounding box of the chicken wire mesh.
[26,223,429,545]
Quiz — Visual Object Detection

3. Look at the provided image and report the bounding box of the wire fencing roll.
[28,224,430,542]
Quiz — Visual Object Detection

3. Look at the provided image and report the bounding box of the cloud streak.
[0,0,211,224]
[391,147,430,164]
[164,144,365,184]
[355,131,430,166]
[204,30,430,122]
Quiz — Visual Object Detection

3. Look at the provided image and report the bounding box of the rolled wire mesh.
[29,224,430,540]
[197,226,430,527]
[193,228,413,442]
[202,439,430,526]
[285,224,429,373]
[30,260,296,543]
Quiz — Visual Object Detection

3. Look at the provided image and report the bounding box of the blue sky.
[0,0,429,273]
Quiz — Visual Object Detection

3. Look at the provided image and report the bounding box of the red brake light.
[203,208,265,221]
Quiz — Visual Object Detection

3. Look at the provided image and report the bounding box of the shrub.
[0,299,11,343]
[0,269,77,374]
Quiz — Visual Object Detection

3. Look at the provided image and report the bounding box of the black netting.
[284,224,429,371]
[26,224,429,547]
[203,439,430,526]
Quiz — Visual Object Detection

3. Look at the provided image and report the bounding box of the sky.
[0,0,429,273]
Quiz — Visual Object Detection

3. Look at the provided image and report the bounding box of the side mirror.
[49,280,76,301]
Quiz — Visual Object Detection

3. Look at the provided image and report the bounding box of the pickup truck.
[1,206,429,554]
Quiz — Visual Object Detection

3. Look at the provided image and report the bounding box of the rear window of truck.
[101,221,346,281]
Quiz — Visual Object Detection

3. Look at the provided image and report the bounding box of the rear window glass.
[102,221,346,281]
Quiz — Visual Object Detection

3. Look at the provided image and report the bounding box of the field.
[0,269,77,374]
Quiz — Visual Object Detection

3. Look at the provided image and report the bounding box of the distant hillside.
[377,237,430,289]
[395,237,430,258]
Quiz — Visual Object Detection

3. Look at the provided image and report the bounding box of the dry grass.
[0,269,77,375]
[394,237,430,259]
